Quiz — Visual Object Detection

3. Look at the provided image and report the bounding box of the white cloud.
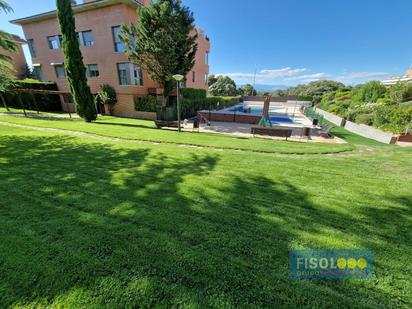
[216,67,308,84]
[215,67,392,86]
[285,72,327,82]
[332,71,391,84]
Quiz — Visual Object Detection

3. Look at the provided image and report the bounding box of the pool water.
[269,117,294,123]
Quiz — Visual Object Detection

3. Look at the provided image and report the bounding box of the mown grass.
[0,115,357,154]
[0,124,411,308]
[0,107,68,115]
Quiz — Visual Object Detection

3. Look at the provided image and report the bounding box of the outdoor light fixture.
[173,74,184,132]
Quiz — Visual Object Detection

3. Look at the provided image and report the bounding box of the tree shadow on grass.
[0,133,410,308]
[94,120,157,130]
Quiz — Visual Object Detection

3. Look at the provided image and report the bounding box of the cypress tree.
[56,0,97,122]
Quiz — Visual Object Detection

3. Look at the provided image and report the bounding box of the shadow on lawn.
[94,120,157,130]
[0,134,410,308]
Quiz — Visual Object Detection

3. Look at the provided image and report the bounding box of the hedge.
[134,95,159,112]
[133,89,241,120]
[2,79,62,112]
[180,88,206,99]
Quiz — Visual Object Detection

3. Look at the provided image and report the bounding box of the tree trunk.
[17,94,27,116]
[0,93,10,111]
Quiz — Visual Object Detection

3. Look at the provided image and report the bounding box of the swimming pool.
[269,117,294,123]
[226,105,294,123]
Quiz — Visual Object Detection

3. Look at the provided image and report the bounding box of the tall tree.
[208,74,218,87]
[121,0,198,105]
[239,84,257,96]
[0,0,18,111]
[208,76,237,96]
[56,0,96,122]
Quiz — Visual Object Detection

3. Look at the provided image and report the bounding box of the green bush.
[180,88,207,99]
[355,113,374,125]
[97,84,117,114]
[376,98,394,105]
[386,82,412,104]
[352,81,387,103]
[134,96,159,112]
[373,105,412,133]
[295,95,312,101]
[2,79,62,112]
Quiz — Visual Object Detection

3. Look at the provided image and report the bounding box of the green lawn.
[0,116,411,308]
[0,107,69,115]
[0,115,360,154]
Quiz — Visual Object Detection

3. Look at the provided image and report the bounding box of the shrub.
[97,84,117,114]
[376,98,394,105]
[355,113,374,125]
[386,82,412,104]
[180,88,206,99]
[352,81,386,103]
[373,105,412,133]
[297,95,313,101]
[1,79,62,111]
[134,96,158,112]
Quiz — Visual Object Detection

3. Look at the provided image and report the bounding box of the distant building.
[381,67,412,86]
[0,34,27,78]
[11,0,210,117]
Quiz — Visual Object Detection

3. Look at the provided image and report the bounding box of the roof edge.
[10,0,142,25]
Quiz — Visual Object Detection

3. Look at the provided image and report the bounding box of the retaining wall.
[315,108,345,127]
[316,108,397,144]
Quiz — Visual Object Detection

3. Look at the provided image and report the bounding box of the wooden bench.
[251,127,293,140]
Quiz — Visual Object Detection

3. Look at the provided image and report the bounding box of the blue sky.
[1,0,412,87]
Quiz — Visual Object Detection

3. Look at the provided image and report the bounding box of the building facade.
[0,35,27,78]
[11,0,210,118]
[381,67,412,86]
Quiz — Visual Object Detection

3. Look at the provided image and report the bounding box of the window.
[27,39,36,58]
[33,67,43,81]
[48,35,62,50]
[112,26,124,52]
[205,73,208,85]
[55,65,66,78]
[117,63,143,86]
[205,52,209,65]
[78,31,94,47]
[117,63,130,85]
[192,71,196,83]
[133,65,143,86]
[86,64,99,78]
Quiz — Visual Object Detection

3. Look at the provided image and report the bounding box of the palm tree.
[0,0,17,54]
[0,0,12,12]
[0,0,18,110]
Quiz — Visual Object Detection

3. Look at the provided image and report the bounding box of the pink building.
[11,0,210,118]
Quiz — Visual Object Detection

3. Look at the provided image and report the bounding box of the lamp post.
[173,74,184,132]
